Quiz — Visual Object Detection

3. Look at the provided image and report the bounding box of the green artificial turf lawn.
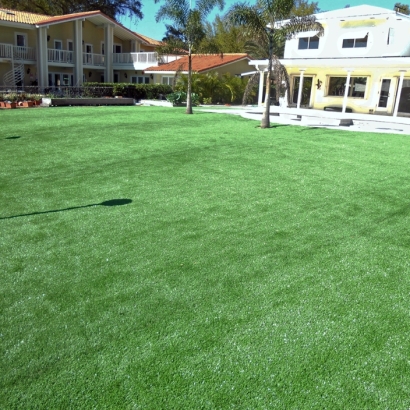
[1,106,410,408]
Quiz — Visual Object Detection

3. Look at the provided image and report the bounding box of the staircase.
[3,63,24,87]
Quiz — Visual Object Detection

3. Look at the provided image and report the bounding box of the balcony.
[83,52,105,67]
[0,43,36,61]
[112,52,181,70]
[0,45,181,71]
[48,48,74,64]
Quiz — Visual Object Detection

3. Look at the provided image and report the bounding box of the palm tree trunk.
[261,29,274,129]
[261,60,272,128]
[186,49,193,114]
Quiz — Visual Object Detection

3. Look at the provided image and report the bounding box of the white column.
[258,69,264,106]
[36,26,48,90]
[104,24,114,83]
[393,70,406,117]
[342,69,353,114]
[296,69,305,109]
[73,20,83,85]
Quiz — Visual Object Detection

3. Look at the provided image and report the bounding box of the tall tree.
[228,0,323,128]
[0,0,143,20]
[291,0,319,16]
[201,15,249,53]
[155,0,225,114]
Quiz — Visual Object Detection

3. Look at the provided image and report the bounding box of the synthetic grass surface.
[1,106,410,408]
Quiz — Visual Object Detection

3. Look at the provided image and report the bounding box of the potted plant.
[33,94,43,106]
[4,93,17,109]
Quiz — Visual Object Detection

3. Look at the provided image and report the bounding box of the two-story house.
[249,5,410,116]
[0,8,174,90]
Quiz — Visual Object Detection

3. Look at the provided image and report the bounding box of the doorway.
[292,76,313,106]
[377,78,394,112]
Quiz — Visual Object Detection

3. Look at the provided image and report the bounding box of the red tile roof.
[146,53,250,73]
[135,33,163,46]
[36,10,107,25]
[0,8,50,24]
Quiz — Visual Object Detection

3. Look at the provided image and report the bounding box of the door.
[54,40,63,61]
[377,78,393,111]
[292,76,313,106]
[85,44,93,64]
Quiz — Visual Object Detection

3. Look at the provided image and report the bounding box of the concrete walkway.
[197,106,410,135]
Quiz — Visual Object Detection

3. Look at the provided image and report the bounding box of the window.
[67,40,73,51]
[342,34,368,48]
[327,76,367,98]
[162,76,173,86]
[15,33,26,47]
[113,44,122,53]
[131,76,150,84]
[298,36,319,50]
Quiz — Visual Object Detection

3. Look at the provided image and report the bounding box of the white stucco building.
[251,5,410,117]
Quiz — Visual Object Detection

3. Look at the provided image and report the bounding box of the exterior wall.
[285,10,410,59]
[47,21,74,51]
[82,20,104,54]
[0,25,36,47]
[141,44,157,52]
[286,65,410,115]
[212,59,251,76]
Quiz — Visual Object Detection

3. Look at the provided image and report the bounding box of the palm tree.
[155,0,225,114]
[228,0,323,128]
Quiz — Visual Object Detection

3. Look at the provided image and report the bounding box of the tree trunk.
[261,65,271,128]
[261,30,274,129]
[186,50,193,114]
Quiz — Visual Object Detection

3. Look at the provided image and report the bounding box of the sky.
[119,0,400,40]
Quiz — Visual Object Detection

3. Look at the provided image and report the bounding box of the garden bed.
[47,97,135,106]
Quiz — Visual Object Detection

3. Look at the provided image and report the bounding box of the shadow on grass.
[0,198,132,220]
[5,136,21,139]
[255,124,290,129]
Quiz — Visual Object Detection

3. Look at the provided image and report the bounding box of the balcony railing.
[0,45,181,69]
[112,52,158,65]
[48,48,74,64]
[0,43,36,60]
[83,52,105,66]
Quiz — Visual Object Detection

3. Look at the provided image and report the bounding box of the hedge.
[83,83,173,100]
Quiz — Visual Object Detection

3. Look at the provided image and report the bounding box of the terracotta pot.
[18,101,34,107]
[5,102,17,109]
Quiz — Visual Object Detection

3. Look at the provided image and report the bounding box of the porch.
[0,45,176,70]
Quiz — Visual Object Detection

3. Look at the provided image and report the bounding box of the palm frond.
[279,15,324,40]
[227,3,268,39]
[242,71,259,105]
[196,0,225,17]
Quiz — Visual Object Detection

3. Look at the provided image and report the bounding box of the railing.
[0,43,36,60]
[112,52,158,65]
[83,53,105,66]
[158,55,181,64]
[0,43,12,58]
[48,48,74,63]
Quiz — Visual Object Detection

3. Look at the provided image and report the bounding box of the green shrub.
[166,91,200,106]
[83,83,172,100]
